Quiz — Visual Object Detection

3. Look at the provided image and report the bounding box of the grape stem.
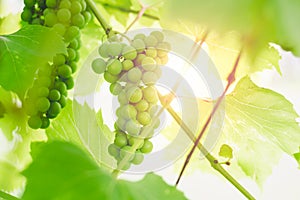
[0,191,20,200]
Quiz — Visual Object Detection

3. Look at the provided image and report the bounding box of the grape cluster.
[92,31,171,169]
[21,0,91,129]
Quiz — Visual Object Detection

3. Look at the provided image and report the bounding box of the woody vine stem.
[85,0,255,199]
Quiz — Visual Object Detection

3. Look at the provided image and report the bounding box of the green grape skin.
[58,64,72,78]
[92,58,106,74]
[160,55,169,65]
[59,0,71,9]
[141,57,157,71]
[117,160,131,170]
[72,13,85,28]
[137,111,152,126]
[110,82,123,95]
[54,81,67,96]
[98,42,110,58]
[152,117,160,129]
[37,87,49,97]
[41,117,50,129]
[131,151,144,165]
[128,137,144,149]
[131,39,145,53]
[52,23,65,35]
[118,91,128,105]
[107,42,123,57]
[69,38,79,50]
[134,54,146,67]
[153,66,162,77]
[53,54,66,66]
[114,132,128,147]
[122,104,137,120]
[122,46,137,60]
[57,8,71,23]
[141,125,155,138]
[46,0,57,8]
[36,97,50,112]
[59,95,67,108]
[127,68,142,83]
[107,59,122,75]
[70,1,82,14]
[120,145,134,161]
[21,8,32,22]
[122,60,134,71]
[148,104,159,117]
[125,120,141,136]
[47,102,61,118]
[64,26,80,42]
[83,11,92,22]
[127,87,143,103]
[28,115,42,129]
[108,144,120,157]
[64,78,74,89]
[24,0,35,7]
[124,82,136,91]
[44,12,57,27]
[31,18,44,25]
[116,117,127,131]
[144,35,158,47]
[150,31,164,42]
[69,61,77,73]
[81,0,87,10]
[135,99,149,112]
[143,86,158,103]
[104,71,119,83]
[140,140,153,154]
[145,47,157,58]
[49,89,61,101]
[142,71,159,85]
[134,33,146,40]
[67,48,76,60]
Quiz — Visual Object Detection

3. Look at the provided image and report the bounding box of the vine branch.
[0,191,20,200]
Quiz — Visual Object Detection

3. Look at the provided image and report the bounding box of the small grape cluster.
[92,31,171,169]
[21,0,91,129]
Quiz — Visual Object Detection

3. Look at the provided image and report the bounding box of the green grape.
[124,82,137,91]
[37,97,51,112]
[153,65,162,77]
[110,82,123,95]
[49,89,61,101]
[57,8,71,23]
[131,151,144,165]
[28,115,42,129]
[69,61,77,73]
[54,81,67,96]
[59,95,67,108]
[116,117,127,131]
[107,42,123,57]
[53,54,66,66]
[114,132,128,147]
[37,87,49,97]
[72,13,85,28]
[120,145,134,161]
[98,42,110,58]
[21,8,32,22]
[135,99,149,112]
[47,102,61,118]
[41,117,50,129]
[59,0,71,9]
[107,59,122,75]
[67,48,76,60]
[131,39,145,53]
[128,137,144,149]
[122,104,137,119]
[141,56,157,71]
[134,33,146,40]
[117,160,131,170]
[134,54,146,66]
[148,104,159,117]
[82,11,92,22]
[125,120,141,136]
[64,26,80,42]
[31,18,44,25]
[141,125,155,138]
[137,111,152,126]
[122,46,137,60]
[145,47,157,58]
[122,60,134,71]
[104,71,119,83]
[108,144,120,157]
[58,64,72,78]
[118,91,128,105]
[92,58,106,74]
[140,140,153,154]
[52,23,66,35]
[36,77,52,87]
[142,71,159,85]
[69,38,79,50]
[127,68,142,83]
[24,0,35,7]
[160,55,169,65]
[44,12,57,27]
[81,0,87,10]
[150,31,164,42]
[143,86,158,103]
[25,102,38,116]
[144,35,158,47]
[64,78,74,89]
[46,0,57,8]
[127,87,143,103]
[43,8,53,15]
[70,1,82,14]
[152,117,160,129]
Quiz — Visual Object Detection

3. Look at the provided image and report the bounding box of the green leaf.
[222,76,300,183]
[218,144,233,159]
[22,141,187,200]
[0,161,25,192]
[0,25,66,98]
[294,147,300,169]
[0,101,5,118]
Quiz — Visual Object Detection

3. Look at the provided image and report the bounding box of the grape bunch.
[92,31,171,169]
[21,0,91,129]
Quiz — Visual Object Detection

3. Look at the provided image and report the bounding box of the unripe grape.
[143,86,158,103]
[104,71,119,83]
[117,160,131,170]
[28,115,42,129]
[69,38,79,50]
[53,54,66,66]
[134,54,146,66]
[141,125,155,138]
[152,117,160,129]
[70,1,82,14]
[145,47,157,58]
[44,12,57,27]
[41,117,50,129]
[83,11,92,22]
[58,64,72,78]
[137,111,152,126]
[114,133,128,147]
[107,59,122,75]
[116,117,127,131]
[110,82,123,95]
[47,102,61,118]
[142,71,159,85]
[108,144,120,157]
[69,61,77,73]
[144,35,158,47]
[127,87,143,103]
[59,95,67,108]
[148,104,159,117]
[135,99,149,112]
[154,57,161,65]
[46,0,57,8]
[21,8,32,22]
[57,8,71,23]
[59,0,71,9]
[54,81,67,96]
[98,42,110,58]
[125,120,141,136]
[140,140,153,154]
[134,34,146,40]
[127,68,142,83]
[122,104,137,119]
[118,91,128,105]
[49,89,61,101]
[107,42,123,57]
[132,151,144,165]
[150,31,164,42]
[122,60,134,71]
[72,13,85,28]
[160,55,169,65]
[120,145,135,161]
[37,87,49,97]
[64,26,80,42]
[31,18,43,25]
[141,56,156,71]
[37,97,50,112]
[64,78,74,89]
[67,48,76,60]
[92,58,106,74]
[128,137,144,149]
[24,0,35,7]
[122,46,137,60]
[131,39,145,53]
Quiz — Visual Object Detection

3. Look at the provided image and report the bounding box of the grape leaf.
[0,101,5,118]
[0,161,25,192]
[218,144,233,159]
[294,147,300,169]
[0,25,66,98]
[22,141,187,200]
[221,76,300,183]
